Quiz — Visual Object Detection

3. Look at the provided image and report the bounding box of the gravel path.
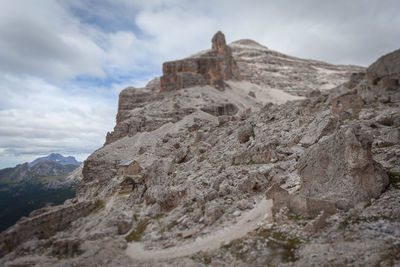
[125,198,272,260]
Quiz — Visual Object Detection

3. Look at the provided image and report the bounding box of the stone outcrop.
[297,126,388,211]
[300,111,339,146]
[0,201,95,257]
[367,48,400,89]
[160,31,240,91]
[357,48,400,104]
[331,90,363,120]
[200,103,238,117]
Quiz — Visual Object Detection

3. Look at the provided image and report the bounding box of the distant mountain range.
[0,153,82,232]
[29,153,82,167]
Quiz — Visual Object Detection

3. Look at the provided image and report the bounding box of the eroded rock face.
[358,48,400,104]
[367,48,400,89]
[297,126,388,210]
[160,31,240,91]
[0,202,94,257]
[331,90,363,120]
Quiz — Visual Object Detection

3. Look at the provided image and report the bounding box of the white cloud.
[0,0,107,81]
[0,75,116,168]
[1,0,400,168]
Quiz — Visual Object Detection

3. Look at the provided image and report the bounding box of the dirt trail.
[125,198,272,260]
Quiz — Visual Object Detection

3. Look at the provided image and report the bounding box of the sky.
[0,0,399,168]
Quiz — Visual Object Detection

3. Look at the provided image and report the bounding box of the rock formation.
[367,48,400,89]
[297,126,388,211]
[160,31,240,91]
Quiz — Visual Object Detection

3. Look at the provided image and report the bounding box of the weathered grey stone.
[237,126,253,144]
[331,90,363,120]
[232,142,278,164]
[200,103,238,117]
[300,111,339,147]
[117,220,132,235]
[204,205,223,225]
[51,238,82,257]
[367,48,400,88]
[297,126,389,210]
[303,210,330,233]
[0,202,94,257]
[375,109,400,126]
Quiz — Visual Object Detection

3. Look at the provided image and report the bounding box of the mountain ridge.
[0,32,399,266]
[29,153,81,167]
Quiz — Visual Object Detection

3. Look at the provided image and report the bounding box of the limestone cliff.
[160,31,240,91]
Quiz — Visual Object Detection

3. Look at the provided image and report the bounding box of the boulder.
[297,126,389,210]
[237,126,253,144]
[300,111,339,146]
[232,142,278,164]
[331,90,363,120]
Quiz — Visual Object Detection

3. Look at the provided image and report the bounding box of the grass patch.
[387,171,400,189]
[125,219,149,242]
[270,231,302,262]
[339,215,393,230]
[222,229,303,264]
[191,252,212,265]
[167,220,178,231]
[151,214,164,220]
[93,199,105,212]
[349,110,360,121]
[185,207,194,214]
[377,142,395,148]
[364,200,372,208]
[288,213,311,226]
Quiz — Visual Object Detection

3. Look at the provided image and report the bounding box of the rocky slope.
[0,32,399,267]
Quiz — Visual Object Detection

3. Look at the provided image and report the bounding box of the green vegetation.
[270,231,303,262]
[339,215,393,230]
[191,252,212,265]
[377,142,395,148]
[167,220,178,231]
[93,199,105,212]
[387,171,400,189]
[0,182,76,232]
[185,207,194,214]
[222,229,304,264]
[125,219,149,242]
[349,110,360,121]
[288,213,311,226]
[251,125,256,139]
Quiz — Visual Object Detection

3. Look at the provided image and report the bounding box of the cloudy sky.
[0,0,399,168]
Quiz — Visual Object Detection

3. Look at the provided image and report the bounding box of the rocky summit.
[1,32,399,267]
